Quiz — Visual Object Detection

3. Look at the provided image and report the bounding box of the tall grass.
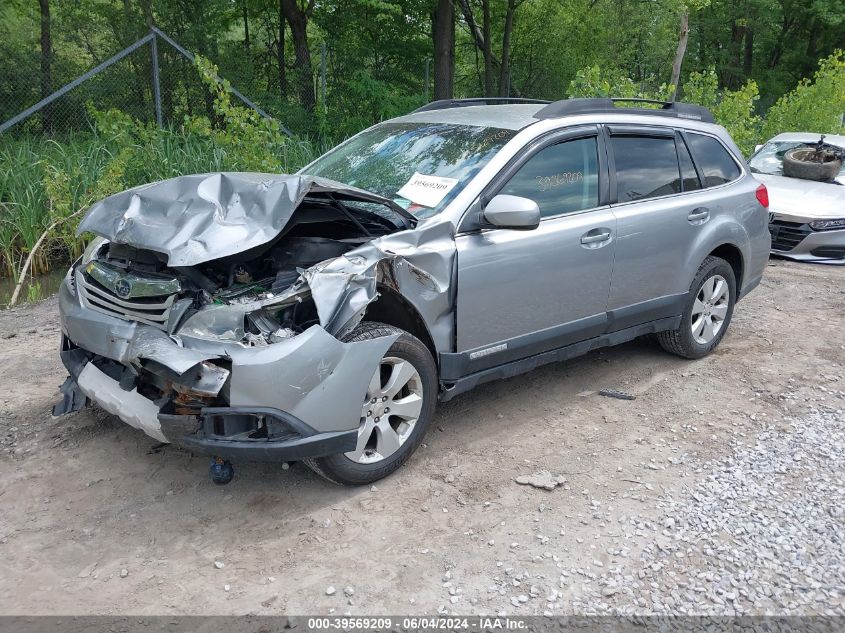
[0,125,321,280]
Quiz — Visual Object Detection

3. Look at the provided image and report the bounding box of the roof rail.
[534,98,715,124]
[412,98,551,113]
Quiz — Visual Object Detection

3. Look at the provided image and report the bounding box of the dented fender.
[218,325,398,433]
[302,221,456,349]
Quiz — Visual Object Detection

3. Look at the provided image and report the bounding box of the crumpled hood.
[756,174,845,219]
[77,172,402,266]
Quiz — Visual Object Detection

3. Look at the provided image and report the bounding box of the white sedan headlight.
[809,218,845,231]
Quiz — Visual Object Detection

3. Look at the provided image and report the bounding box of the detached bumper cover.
[77,362,167,442]
[57,353,360,461]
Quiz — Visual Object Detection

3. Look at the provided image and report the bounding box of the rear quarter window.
[686,133,741,187]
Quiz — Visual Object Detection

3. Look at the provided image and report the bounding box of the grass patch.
[0,124,321,281]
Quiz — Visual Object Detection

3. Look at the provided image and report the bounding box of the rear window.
[612,135,681,202]
[685,133,741,187]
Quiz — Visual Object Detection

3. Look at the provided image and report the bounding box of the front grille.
[78,271,176,329]
[769,219,811,252]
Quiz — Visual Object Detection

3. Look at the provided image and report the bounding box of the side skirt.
[438,316,681,402]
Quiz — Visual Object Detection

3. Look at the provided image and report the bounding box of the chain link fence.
[0,28,286,139]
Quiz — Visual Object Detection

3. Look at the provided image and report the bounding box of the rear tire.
[657,256,736,360]
[304,322,437,486]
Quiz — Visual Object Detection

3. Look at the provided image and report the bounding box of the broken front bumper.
[60,353,358,460]
[56,275,396,462]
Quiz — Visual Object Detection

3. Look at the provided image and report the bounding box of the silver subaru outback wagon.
[54,98,771,485]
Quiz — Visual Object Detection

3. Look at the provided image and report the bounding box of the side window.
[500,137,599,218]
[611,135,681,202]
[677,136,702,192]
[685,133,741,187]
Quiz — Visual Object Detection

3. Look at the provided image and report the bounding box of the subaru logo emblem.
[114,278,132,298]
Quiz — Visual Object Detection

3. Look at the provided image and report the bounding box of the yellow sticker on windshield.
[397,172,459,208]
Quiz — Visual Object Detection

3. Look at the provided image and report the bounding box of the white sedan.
[750,132,845,264]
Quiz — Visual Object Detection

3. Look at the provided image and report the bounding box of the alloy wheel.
[691,274,730,345]
[346,356,424,464]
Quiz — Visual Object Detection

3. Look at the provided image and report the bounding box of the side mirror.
[483,194,540,230]
[754,144,763,153]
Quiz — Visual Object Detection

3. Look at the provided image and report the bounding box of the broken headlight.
[81,236,108,266]
[177,305,296,346]
[64,237,107,296]
[178,305,248,342]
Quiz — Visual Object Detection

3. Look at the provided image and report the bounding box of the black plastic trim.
[601,126,618,204]
[606,124,675,138]
[738,273,762,301]
[159,406,358,462]
[200,406,315,438]
[440,313,608,381]
[59,343,92,379]
[605,293,687,332]
[440,317,682,402]
[440,293,686,382]
[675,131,704,191]
[172,428,358,462]
[534,98,715,124]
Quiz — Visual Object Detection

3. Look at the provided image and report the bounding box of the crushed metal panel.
[77,173,408,267]
[302,222,457,349]
[378,221,456,352]
[226,325,398,433]
[302,256,381,336]
[126,327,218,375]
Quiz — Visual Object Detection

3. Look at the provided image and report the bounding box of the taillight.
[755,184,769,208]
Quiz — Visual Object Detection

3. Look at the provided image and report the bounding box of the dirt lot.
[0,258,842,616]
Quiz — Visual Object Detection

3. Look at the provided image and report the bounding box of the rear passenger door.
[604,126,739,329]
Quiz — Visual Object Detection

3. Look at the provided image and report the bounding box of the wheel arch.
[707,242,745,292]
[363,285,438,366]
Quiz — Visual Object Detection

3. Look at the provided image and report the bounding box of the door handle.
[580,229,612,247]
[688,207,710,223]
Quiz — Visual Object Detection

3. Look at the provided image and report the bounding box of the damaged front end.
[54,173,437,464]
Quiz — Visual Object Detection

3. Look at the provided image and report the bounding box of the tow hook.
[209,456,234,485]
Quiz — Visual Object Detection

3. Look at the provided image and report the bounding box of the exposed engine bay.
[78,195,407,348]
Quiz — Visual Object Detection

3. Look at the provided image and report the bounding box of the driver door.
[447,128,616,378]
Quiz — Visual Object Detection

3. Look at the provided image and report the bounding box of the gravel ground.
[491,407,844,617]
[0,258,842,616]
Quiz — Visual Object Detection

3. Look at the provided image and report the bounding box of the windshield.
[302,122,517,219]
[750,141,845,179]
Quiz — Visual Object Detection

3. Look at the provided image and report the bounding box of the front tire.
[657,256,736,359]
[304,322,437,486]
